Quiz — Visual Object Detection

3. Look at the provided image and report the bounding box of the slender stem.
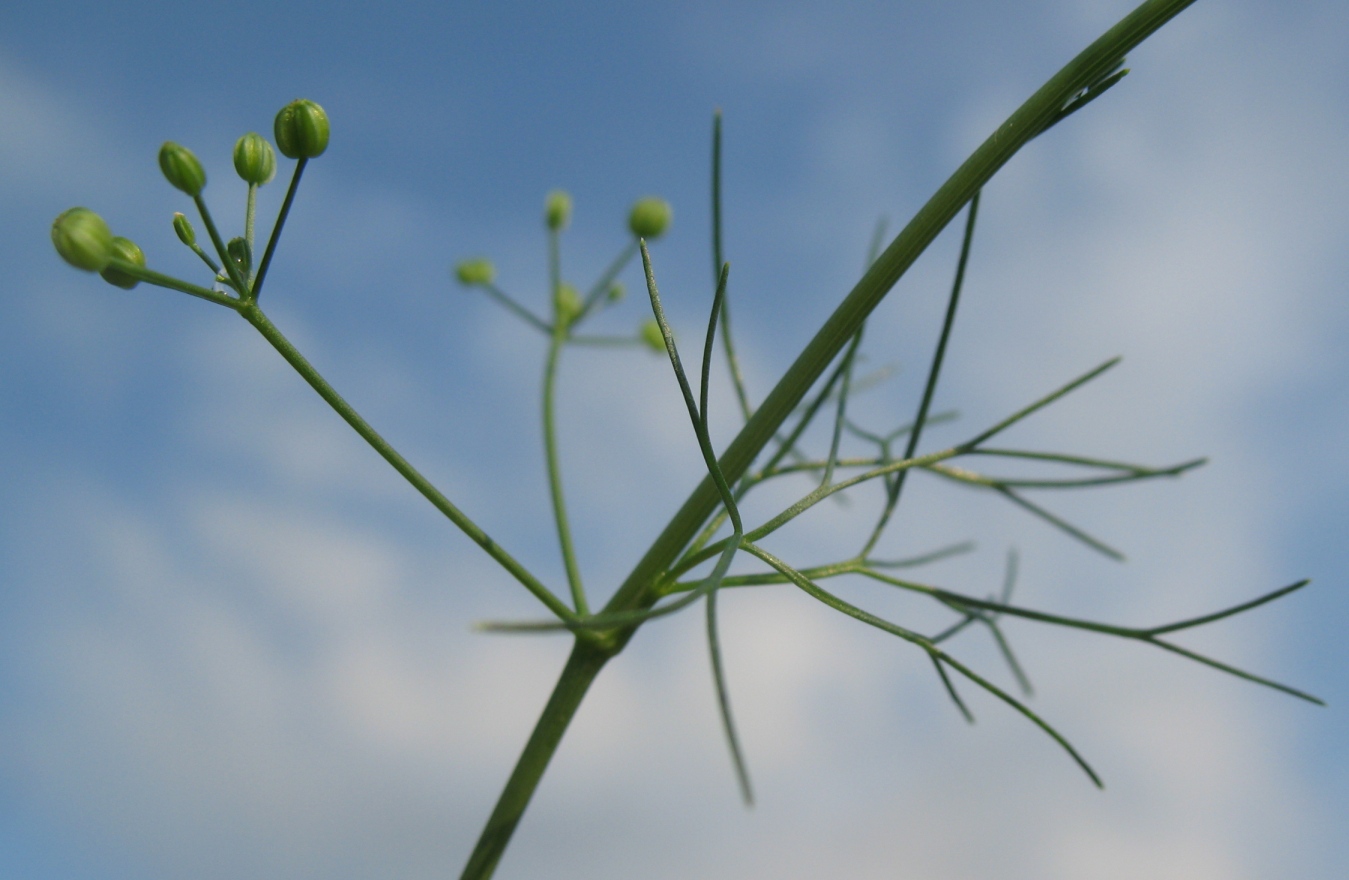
[544,320,589,615]
[543,219,589,614]
[239,303,574,621]
[459,640,613,880]
[245,181,258,263]
[578,240,639,319]
[252,157,307,301]
[823,328,864,488]
[712,110,754,422]
[707,590,753,803]
[861,191,980,557]
[959,357,1119,451]
[822,218,887,487]
[193,194,246,294]
[644,246,752,802]
[189,243,222,274]
[480,282,551,333]
[108,260,241,309]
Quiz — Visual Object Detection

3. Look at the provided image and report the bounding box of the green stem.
[544,321,589,614]
[712,110,754,423]
[462,0,1199,872]
[459,640,613,880]
[239,303,574,621]
[578,240,639,319]
[109,260,241,309]
[252,157,307,301]
[193,194,246,294]
[480,282,551,333]
[860,191,979,558]
[245,182,258,264]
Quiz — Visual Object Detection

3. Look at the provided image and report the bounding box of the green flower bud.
[628,197,672,239]
[555,283,581,324]
[640,318,667,353]
[227,236,252,277]
[606,281,626,303]
[274,99,330,159]
[99,236,146,289]
[172,212,196,247]
[51,207,113,272]
[233,132,277,185]
[158,142,206,196]
[545,190,572,231]
[455,258,495,286]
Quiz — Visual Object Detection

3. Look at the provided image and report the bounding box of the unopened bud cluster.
[53,99,331,299]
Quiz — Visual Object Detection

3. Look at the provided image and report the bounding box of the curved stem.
[544,321,589,614]
[712,110,753,422]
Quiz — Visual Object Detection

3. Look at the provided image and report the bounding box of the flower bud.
[99,236,146,289]
[555,283,581,325]
[454,258,495,286]
[274,99,330,159]
[51,207,113,272]
[639,318,667,353]
[545,190,572,231]
[227,237,252,277]
[158,142,206,196]
[628,197,672,239]
[233,132,277,185]
[606,281,626,303]
[172,212,196,246]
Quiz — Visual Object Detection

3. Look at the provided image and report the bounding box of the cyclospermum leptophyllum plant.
[49,1,1323,876]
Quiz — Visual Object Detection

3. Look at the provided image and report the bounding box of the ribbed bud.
[233,132,277,184]
[640,318,667,353]
[545,190,572,231]
[100,237,146,289]
[227,237,252,277]
[555,283,581,325]
[274,99,330,159]
[51,207,113,272]
[628,197,672,239]
[455,258,496,286]
[158,142,206,196]
[172,212,196,246]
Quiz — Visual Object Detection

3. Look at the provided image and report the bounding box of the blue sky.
[2,1,1347,878]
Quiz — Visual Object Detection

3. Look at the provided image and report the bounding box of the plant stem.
[245,182,258,262]
[459,639,612,880]
[544,219,589,614]
[252,157,307,301]
[544,321,589,614]
[239,303,574,621]
[712,110,754,423]
[461,0,1199,872]
[860,190,980,557]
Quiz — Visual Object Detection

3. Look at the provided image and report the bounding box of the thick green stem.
[459,639,612,880]
[461,0,1198,873]
[240,304,574,621]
